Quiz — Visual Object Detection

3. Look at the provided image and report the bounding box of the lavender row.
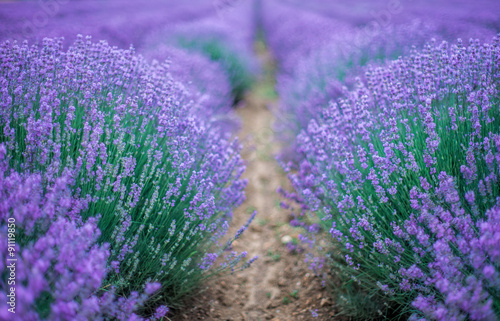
[0,0,255,118]
[0,161,167,321]
[143,0,259,102]
[143,45,237,130]
[286,36,500,320]
[261,0,500,160]
[0,36,256,319]
[0,0,215,50]
[290,0,500,42]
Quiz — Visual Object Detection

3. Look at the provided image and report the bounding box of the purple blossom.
[281,33,500,319]
[0,169,155,320]
[0,35,252,314]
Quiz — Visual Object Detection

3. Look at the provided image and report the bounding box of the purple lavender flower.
[0,35,252,314]
[283,34,500,319]
[0,166,161,320]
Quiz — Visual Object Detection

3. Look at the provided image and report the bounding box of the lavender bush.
[260,0,350,76]
[0,36,255,315]
[287,36,500,319]
[162,34,254,102]
[147,3,259,102]
[0,147,168,320]
[262,0,500,162]
[145,45,232,113]
[275,19,437,159]
[143,44,239,132]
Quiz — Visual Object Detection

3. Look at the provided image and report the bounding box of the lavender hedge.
[286,0,500,43]
[143,44,237,130]
[147,1,258,103]
[262,0,500,161]
[275,20,437,159]
[0,157,167,320]
[0,36,255,318]
[287,36,500,319]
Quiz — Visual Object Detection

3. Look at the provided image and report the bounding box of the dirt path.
[172,45,335,321]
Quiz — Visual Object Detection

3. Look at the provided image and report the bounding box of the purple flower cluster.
[144,45,234,119]
[144,0,258,102]
[284,34,500,318]
[0,150,165,320]
[403,177,500,320]
[261,0,500,161]
[279,22,437,158]
[0,35,253,316]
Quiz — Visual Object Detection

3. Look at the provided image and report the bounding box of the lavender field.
[0,0,499,320]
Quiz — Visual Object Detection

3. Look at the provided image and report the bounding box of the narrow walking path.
[171,43,335,321]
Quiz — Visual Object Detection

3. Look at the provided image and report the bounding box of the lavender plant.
[260,0,350,76]
[275,19,437,159]
[154,15,258,102]
[287,36,500,319]
[0,36,254,314]
[262,0,500,162]
[0,146,168,320]
[143,44,238,131]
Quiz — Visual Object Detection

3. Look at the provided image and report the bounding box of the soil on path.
[171,44,337,321]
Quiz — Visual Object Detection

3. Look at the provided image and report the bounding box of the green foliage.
[329,281,393,321]
[267,250,281,262]
[175,36,255,102]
